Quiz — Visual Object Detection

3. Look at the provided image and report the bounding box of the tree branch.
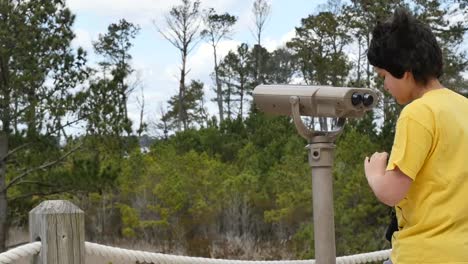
[2,143,83,192]
[4,114,87,161]
[45,114,88,137]
[3,143,33,161]
[154,20,184,51]
[14,180,60,188]
[8,187,75,203]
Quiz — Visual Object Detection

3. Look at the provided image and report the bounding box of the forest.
[0,0,467,260]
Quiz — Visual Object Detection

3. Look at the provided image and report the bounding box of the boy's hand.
[364,152,389,180]
[364,152,413,206]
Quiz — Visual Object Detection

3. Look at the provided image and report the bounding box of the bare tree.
[201,9,237,124]
[251,0,271,47]
[157,104,171,140]
[136,85,146,137]
[127,71,147,137]
[251,0,271,84]
[154,0,202,131]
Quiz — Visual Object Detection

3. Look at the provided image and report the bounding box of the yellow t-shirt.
[386,88,468,264]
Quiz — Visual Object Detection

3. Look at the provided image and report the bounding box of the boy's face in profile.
[375,67,415,105]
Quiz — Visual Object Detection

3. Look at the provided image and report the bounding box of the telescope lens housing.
[363,93,374,107]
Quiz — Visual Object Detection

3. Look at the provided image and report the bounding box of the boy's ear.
[403,71,414,81]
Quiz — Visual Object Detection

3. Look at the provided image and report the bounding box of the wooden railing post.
[29,200,85,264]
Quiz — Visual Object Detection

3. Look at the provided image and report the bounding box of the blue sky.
[67,0,330,135]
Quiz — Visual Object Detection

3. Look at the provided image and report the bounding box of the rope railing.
[86,241,310,264]
[0,240,391,264]
[85,241,391,264]
[0,241,41,264]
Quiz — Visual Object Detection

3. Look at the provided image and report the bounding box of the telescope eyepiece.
[351,93,363,106]
[363,93,374,107]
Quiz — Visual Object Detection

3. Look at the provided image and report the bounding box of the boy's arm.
[364,152,413,206]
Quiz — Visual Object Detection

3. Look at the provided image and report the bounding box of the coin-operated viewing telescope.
[253,85,379,264]
[253,84,378,118]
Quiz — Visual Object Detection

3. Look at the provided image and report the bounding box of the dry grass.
[6,227,29,248]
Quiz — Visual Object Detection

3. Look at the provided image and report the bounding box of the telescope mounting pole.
[290,96,345,264]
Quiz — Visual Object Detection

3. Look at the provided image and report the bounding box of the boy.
[364,8,468,264]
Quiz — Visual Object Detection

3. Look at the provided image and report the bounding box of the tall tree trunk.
[0,55,11,134]
[213,45,224,124]
[26,89,37,138]
[319,117,328,132]
[121,56,129,135]
[255,45,263,85]
[239,80,244,119]
[121,83,128,125]
[0,52,11,253]
[13,97,18,134]
[0,134,8,252]
[138,91,145,137]
[180,49,187,130]
[357,36,362,84]
[226,80,232,120]
[366,33,371,86]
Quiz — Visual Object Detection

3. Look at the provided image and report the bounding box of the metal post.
[288,97,345,264]
[307,137,336,264]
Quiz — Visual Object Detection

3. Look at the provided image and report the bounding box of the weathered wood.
[29,200,85,264]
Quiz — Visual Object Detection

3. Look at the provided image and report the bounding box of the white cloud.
[262,37,278,52]
[233,4,255,42]
[71,28,94,51]
[261,29,296,52]
[280,29,296,44]
[189,40,241,78]
[68,0,239,26]
[163,66,180,84]
[162,40,241,86]
[130,59,179,103]
[68,0,173,18]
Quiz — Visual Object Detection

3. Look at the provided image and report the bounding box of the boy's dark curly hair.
[367,8,443,85]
